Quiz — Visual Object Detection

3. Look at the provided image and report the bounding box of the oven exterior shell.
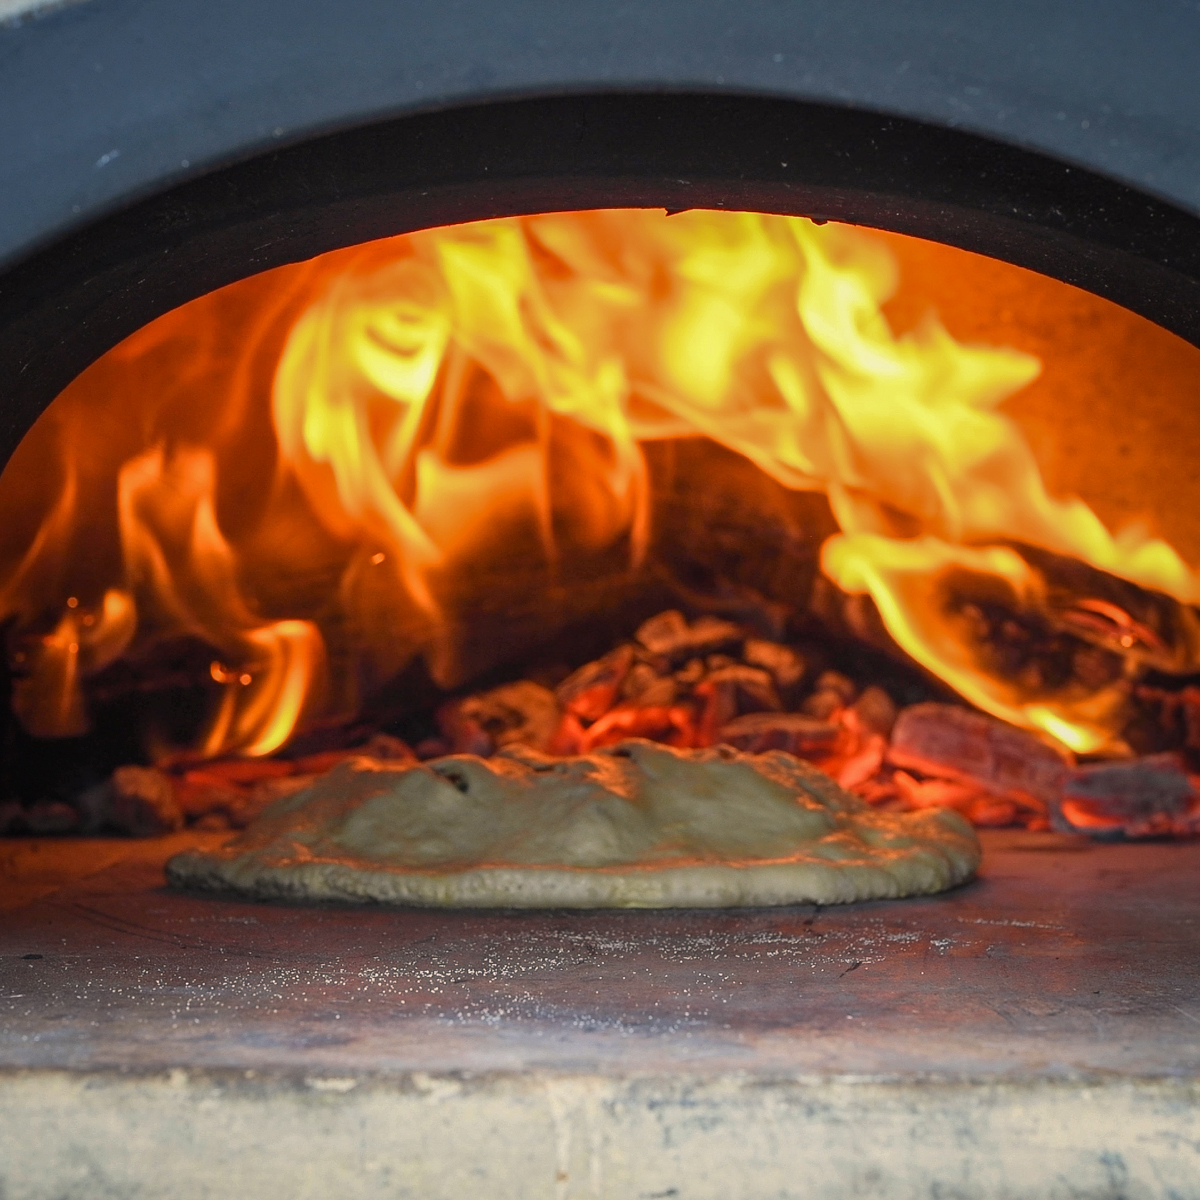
[3,0,1200,267]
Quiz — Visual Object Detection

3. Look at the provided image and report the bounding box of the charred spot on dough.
[435,767,471,793]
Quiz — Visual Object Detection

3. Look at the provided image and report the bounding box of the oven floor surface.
[2,830,1199,1198]
[2,829,1198,1078]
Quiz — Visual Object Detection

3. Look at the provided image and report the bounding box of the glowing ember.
[1,209,1197,761]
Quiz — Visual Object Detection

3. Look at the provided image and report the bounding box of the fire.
[1,208,1196,759]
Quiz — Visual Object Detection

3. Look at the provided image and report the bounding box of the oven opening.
[3,207,1199,848]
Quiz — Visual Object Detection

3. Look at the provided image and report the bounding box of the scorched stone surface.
[1,829,1198,1080]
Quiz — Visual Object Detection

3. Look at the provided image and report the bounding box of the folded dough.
[166,739,980,908]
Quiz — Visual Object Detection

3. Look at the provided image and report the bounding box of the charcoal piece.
[889,703,1070,808]
[700,665,781,723]
[813,670,858,704]
[112,765,183,836]
[556,644,634,723]
[634,676,678,707]
[852,687,898,738]
[248,775,317,808]
[634,610,743,664]
[674,658,707,688]
[0,801,24,834]
[172,769,244,823]
[435,703,493,757]
[968,797,1019,828]
[192,812,232,832]
[620,661,665,703]
[892,771,986,811]
[717,712,841,756]
[289,735,414,776]
[439,681,562,755]
[742,639,807,701]
[801,690,844,720]
[361,733,416,761]
[24,801,80,834]
[169,756,302,830]
[634,609,688,653]
[1055,753,1195,837]
[288,750,358,776]
[578,704,695,751]
[705,654,738,672]
[186,758,295,786]
[414,737,451,760]
[175,766,323,830]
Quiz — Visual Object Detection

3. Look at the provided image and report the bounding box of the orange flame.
[1,208,1196,758]
[116,445,326,757]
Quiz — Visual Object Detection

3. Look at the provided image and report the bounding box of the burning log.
[888,702,1071,816]
[1054,753,1200,839]
[1018,543,1200,677]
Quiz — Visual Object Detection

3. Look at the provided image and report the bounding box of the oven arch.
[1,92,1199,474]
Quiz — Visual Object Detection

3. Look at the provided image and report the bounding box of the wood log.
[1055,752,1197,837]
[888,703,1070,810]
[644,438,833,613]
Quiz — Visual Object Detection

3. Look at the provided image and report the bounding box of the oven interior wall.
[881,231,1200,563]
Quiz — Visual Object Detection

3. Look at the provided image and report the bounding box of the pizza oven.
[2,1,1200,1196]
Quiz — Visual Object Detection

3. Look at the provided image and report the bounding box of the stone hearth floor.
[2,829,1198,1197]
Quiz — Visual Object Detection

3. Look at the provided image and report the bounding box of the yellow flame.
[116,445,326,757]
[821,535,1128,752]
[2,208,1197,757]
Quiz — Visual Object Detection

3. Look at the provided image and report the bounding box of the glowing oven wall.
[2,210,1199,828]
